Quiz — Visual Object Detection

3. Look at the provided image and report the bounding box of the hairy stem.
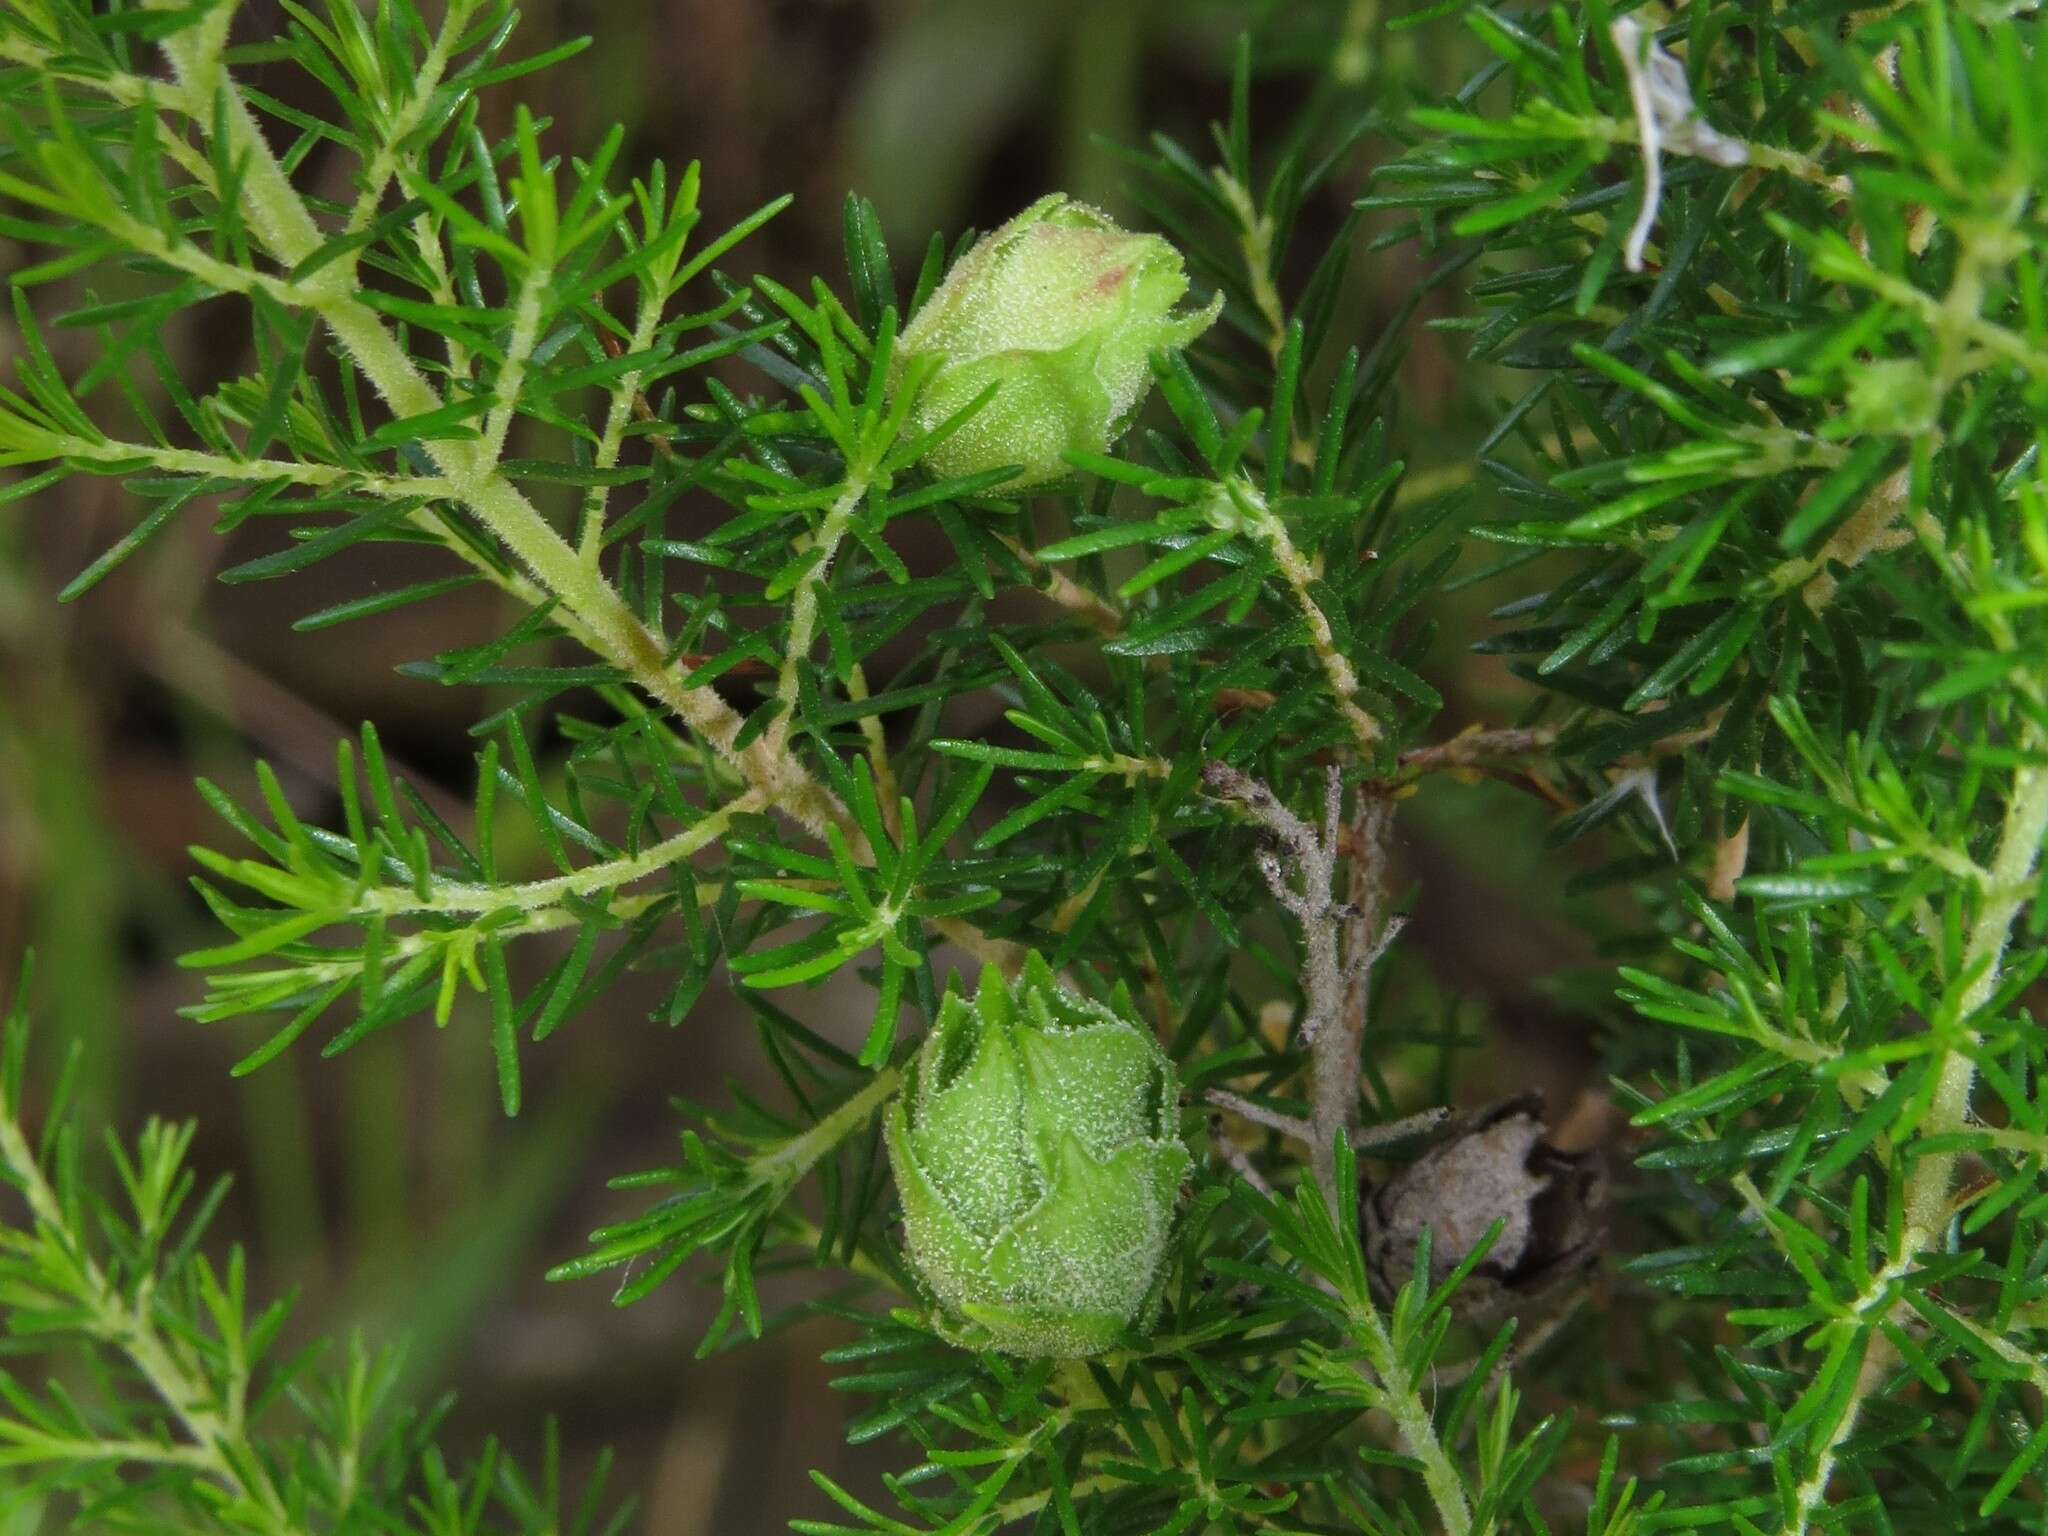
[1216,170,1288,362]
[579,283,671,558]
[1352,1302,1475,1536]
[770,476,870,755]
[1904,757,2048,1236]
[1235,483,1383,752]
[756,1066,902,1191]
[340,0,479,237]
[356,789,766,917]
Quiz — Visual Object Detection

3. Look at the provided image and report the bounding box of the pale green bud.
[895,194,1221,489]
[884,953,1191,1357]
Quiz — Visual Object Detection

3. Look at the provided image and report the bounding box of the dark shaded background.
[0,2,1615,1529]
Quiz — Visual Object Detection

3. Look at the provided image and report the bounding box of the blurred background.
[0,1,1616,1529]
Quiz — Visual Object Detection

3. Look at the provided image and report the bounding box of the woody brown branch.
[1203,762,1402,1208]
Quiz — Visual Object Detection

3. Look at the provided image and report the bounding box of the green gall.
[894,193,1221,489]
[884,953,1191,1357]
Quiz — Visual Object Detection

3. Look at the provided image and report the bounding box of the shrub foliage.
[1,1,2045,1531]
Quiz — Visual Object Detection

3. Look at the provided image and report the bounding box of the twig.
[992,531,1125,636]
[1207,1089,1312,1144]
[1231,485,1384,752]
[1202,763,1402,1208]
[596,327,682,459]
[1394,725,1559,780]
[1330,789,1399,1192]
[1206,1113,1278,1199]
[1207,1094,1443,1163]
[1354,1106,1451,1151]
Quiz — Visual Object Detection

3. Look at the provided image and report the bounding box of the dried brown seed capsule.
[1362,1094,1606,1321]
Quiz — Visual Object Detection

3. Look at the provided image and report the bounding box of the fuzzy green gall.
[894,193,1221,488]
[884,954,1191,1357]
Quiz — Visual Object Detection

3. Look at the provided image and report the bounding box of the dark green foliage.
[1374,8,2048,1531]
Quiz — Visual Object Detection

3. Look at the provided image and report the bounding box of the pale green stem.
[478,266,548,468]
[1939,1298,2048,1396]
[769,477,869,755]
[1235,484,1382,751]
[991,1474,1120,1528]
[1780,1248,1919,1532]
[1511,94,1846,200]
[0,34,217,191]
[1976,1125,2048,1158]
[152,7,324,266]
[35,432,459,498]
[28,427,619,666]
[994,533,1124,634]
[0,35,194,115]
[68,202,306,305]
[1854,264,2048,384]
[334,0,479,381]
[340,0,477,237]
[1904,759,2048,1237]
[409,203,471,383]
[754,1066,901,1191]
[578,281,669,559]
[213,889,677,998]
[1214,171,1287,362]
[0,1434,219,1470]
[1351,1303,1475,1536]
[315,298,851,834]
[147,8,851,827]
[846,664,902,841]
[357,788,764,917]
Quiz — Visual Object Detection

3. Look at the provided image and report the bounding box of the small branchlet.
[1203,762,1404,1206]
